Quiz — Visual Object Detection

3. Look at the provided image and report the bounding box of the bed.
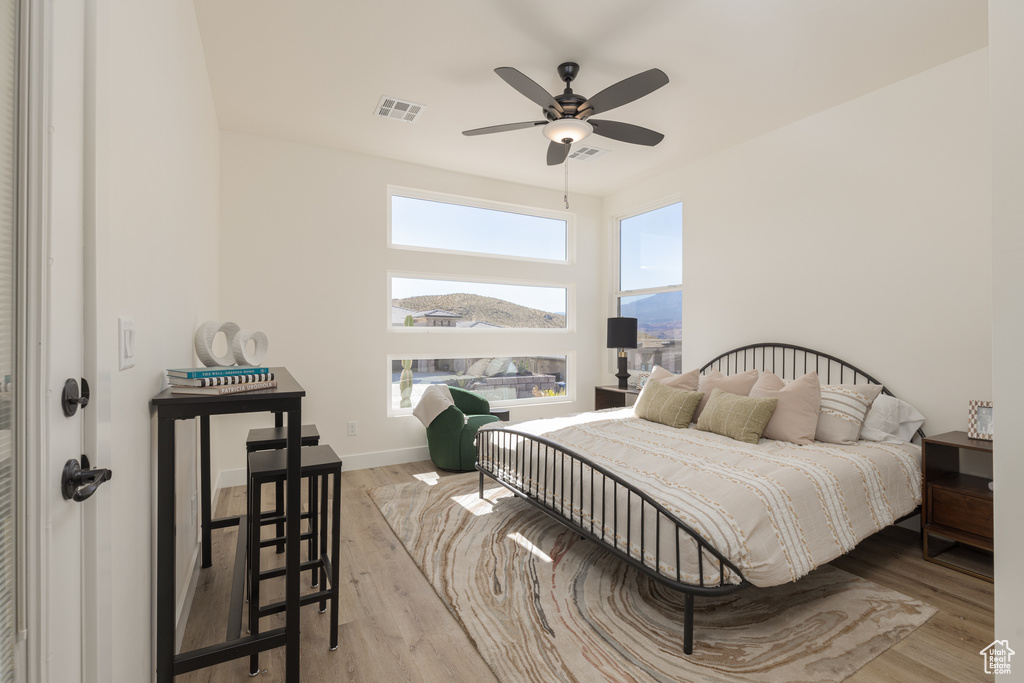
[474,343,924,654]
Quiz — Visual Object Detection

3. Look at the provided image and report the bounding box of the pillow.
[483,357,512,377]
[696,389,778,444]
[860,394,926,443]
[815,384,884,444]
[633,380,703,429]
[748,371,821,445]
[466,358,492,376]
[694,368,759,420]
[649,365,700,392]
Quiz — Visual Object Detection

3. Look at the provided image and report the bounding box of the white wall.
[215,131,604,479]
[990,0,1024,670]
[93,1,220,680]
[603,50,992,439]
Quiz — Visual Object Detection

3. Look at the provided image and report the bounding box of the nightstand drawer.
[928,486,993,539]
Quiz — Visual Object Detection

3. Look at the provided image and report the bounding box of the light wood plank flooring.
[178,460,993,682]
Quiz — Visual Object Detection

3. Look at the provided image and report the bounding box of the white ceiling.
[193,0,987,197]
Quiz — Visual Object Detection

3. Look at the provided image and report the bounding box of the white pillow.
[859,394,925,442]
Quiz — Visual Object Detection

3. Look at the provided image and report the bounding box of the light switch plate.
[118,316,136,370]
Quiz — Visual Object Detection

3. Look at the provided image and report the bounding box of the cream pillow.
[694,368,759,420]
[815,384,884,444]
[649,365,700,392]
[466,358,492,376]
[696,389,778,445]
[484,357,512,377]
[748,371,821,445]
[633,381,703,429]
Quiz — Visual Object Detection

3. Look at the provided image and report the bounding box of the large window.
[388,189,573,415]
[616,202,683,372]
[391,276,568,330]
[389,187,570,262]
[389,355,568,412]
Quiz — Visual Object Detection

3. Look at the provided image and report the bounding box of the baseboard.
[175,547,201,654]
[341,446,430,471]
[212,447,431,499]
[214,467,247,493]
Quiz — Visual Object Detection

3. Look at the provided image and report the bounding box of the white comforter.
[477,408,921,587]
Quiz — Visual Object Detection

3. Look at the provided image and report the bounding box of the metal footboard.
[475,426,747,655]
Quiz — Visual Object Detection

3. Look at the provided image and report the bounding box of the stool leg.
[309,474,318,588]
[274,480,285,554]
[318,473,328,613]
[330,468,340,651]
[249,477,262,675]
[243,458,249,602]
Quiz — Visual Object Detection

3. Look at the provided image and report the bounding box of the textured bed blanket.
[477,408,921,587]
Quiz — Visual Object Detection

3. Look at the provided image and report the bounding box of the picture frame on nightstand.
[967,399,994,441]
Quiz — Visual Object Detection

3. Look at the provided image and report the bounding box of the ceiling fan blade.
[590,119,665,146]
[577,68,669,117]
[495,67,564,116]
[546,140,570,166]
[462,121,547,136]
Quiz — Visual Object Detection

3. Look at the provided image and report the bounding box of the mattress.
[477,408,921,587]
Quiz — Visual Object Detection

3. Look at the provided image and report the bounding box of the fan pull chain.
[563,141,570,209]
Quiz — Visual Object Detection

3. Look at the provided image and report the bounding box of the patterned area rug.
[369,473,935,683]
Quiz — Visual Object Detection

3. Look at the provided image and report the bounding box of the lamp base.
[616,353,630,390]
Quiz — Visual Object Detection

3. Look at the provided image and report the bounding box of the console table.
[152,367,306,681]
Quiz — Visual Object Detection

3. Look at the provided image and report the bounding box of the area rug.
[369,473,936,683]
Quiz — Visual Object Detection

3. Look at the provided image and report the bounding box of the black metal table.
[152,367,305,682]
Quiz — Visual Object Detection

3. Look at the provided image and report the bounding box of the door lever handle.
[61,455,112,502]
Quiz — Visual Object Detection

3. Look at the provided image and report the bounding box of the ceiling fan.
[462,62,669,166]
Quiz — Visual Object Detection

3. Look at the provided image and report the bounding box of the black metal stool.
[246,423,320,560]
[247,444,341,675]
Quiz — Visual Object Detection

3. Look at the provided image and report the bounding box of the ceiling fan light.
[543,118,593,144]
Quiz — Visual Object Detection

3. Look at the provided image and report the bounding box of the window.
[388,187,570,262]
[388,188,574,415]
[389,355,568,412]
[391,276,568,330]
[616,202,683,373]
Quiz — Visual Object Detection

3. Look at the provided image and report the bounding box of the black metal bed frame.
[475,342,923,655]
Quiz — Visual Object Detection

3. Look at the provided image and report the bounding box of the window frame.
[387,185,575,265]
[387,271,575,334]
[612,197,684,371]
[385,352,575,417]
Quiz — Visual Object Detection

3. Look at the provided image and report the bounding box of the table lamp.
[607,317,638,389]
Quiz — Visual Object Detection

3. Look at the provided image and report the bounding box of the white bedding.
[477,408,921,588]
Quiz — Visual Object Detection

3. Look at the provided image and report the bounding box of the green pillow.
[696,388,778,444]
[633,380,704,429]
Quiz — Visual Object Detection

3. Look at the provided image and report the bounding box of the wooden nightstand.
[921,430,993,581]
[594,385,640,410]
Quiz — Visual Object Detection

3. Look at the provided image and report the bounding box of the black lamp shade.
[607,317,638,349]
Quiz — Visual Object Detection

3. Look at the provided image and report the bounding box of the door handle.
[61,455,112,502]
[61,377,90,417]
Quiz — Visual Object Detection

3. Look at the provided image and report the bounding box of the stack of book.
[167,366,276,395]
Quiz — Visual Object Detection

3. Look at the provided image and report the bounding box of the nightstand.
[921,430,993,581]
[594,385,640,410]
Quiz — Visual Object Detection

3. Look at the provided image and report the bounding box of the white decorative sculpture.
[230,329,269,366]
[194,321,269,367]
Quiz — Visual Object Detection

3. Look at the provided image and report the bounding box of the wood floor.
[178,460,993,682]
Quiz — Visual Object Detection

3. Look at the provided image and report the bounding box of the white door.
[22,0,109,680]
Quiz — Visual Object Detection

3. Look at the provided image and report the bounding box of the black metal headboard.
[699,342,925,439]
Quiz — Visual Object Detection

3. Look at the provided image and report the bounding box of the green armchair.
[425,387,501,472]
